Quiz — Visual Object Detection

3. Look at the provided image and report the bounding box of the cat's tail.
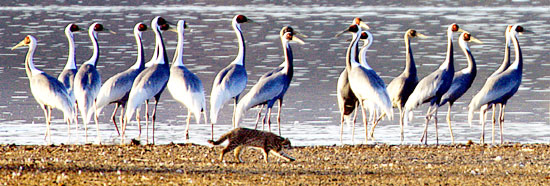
[207,132,230,145]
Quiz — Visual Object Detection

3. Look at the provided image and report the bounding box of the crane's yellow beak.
[291,36,305,45]
[11,40,26,50]
[416,33,429,38]
[470,36,483,44]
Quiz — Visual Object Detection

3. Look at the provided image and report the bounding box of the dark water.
[0,1,549,145]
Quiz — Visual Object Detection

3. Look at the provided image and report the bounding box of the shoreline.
[1,143,550,185]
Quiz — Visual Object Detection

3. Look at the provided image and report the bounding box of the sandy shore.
[1,142,549,185]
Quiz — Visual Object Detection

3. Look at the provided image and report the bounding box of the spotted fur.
[208,127,295,163]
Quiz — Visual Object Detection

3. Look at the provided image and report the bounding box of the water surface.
[1,1,549,146]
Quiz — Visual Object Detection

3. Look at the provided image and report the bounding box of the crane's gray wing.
[404,69,445,109]
[473,72,521,107]
[30,73,73,111]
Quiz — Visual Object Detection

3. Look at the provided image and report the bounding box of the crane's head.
[176,20,189,34]
[65,23,81,36]
[448,23,465,33]
[460,32,483,44]
[353,17,370,30]
[280,26,308,38]
[360,31,374,48]
[152,16,175,32]
[282,32,305,45]
[12,35,36,50]
[334,24,360,38]
[234,14,254,24]
[406,29,428,39]
[137,23,148,32]
[511,24,533,36]
[134,23,147,37]
[89,23,116,35]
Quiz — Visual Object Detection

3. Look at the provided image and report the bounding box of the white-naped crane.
[233,27,305,135]
[167,20,208,140]
[95,22,148,136]
[468,24,530,144]
[74,22,114,144]
[402,23,464,145]
[123,16,173,145]
[209,15,253,140]
[12,35,76,144]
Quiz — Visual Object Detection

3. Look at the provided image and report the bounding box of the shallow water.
[1,1,549,146]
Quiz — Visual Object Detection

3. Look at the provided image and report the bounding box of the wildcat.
[208,127,295,163]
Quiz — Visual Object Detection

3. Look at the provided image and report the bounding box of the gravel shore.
[1,142,549,185]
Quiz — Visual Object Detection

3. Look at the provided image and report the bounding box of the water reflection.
[0,2,549,145]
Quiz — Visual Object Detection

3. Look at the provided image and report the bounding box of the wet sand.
[1,142,549,185]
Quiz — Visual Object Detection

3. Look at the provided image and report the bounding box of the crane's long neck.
[359,43,372,69]
[281,38,293,79]
[500,32,512,71]
[148,35,160,65]
[24,42,43,78]
[172,27,185,67]
[64,32,77,70]
[153,27,169,66]
[130,31,145,70]
[84,31,99,66]
[459,40,476,76]
[345,32,361,72]
[439,29,454,72]
[404,35,416,76]
[231,23,245,66]
[509,33,522,72]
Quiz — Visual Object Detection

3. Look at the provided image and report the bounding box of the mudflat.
[1,143,549,185]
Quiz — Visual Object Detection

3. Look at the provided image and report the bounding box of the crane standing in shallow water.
[123,16,173,145]
[95,22,148,136]
[472,25,512,141]
[438,31,483,144]
[57,23,81,127]
[468,25,530,145]
[209,15,253,140]
[402,23,464,145]
[233,27,305,135]
[335,18,370,144]
[74,23,113,144]
[167,20,207,140]
[12,35,76,144]
[386,29,427,143]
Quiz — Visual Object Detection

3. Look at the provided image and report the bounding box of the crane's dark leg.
[277,99,283,136]
[232,95,240,128]
[491,105,496,144]
[119,106,125,135]
[359,101,368,144]
[352,101,359,144]
[434,106,439,145]
[399,106,405,144]
[420,106,433,144]
[111,103,120,136]
[446,103,455,144]
[151,98,160,145]
[93,100,101,144]
[145,100,150,144]
[47,106,52,144]
[74,102,79,132]
[42,105,49,140]
[254,105,264,130]
[499,104,506,144]
[480,108,487,145]
[266,107,273,132]
[185,110,191,140]
[340,110,345,144]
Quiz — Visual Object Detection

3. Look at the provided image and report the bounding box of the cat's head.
[280,137,292,149]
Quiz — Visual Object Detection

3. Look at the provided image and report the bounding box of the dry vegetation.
[1,142,550,185]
